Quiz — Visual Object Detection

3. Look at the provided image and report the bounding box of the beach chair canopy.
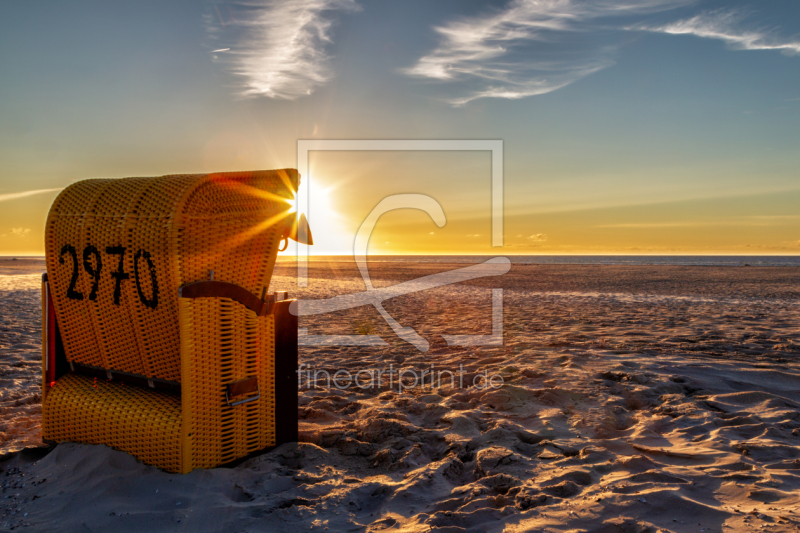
[44,169,300,382]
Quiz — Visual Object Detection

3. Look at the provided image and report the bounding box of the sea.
[294,255,800,267]
[6,255,800,269]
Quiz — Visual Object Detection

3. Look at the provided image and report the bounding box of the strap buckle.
[225,377,260,406]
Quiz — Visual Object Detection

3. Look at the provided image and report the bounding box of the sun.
[281,177,352,255]
[292,179,334,218]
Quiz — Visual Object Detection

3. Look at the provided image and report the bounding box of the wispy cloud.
[209,0,359,99]
[596,222,710,228]
[636,10,800,55]
[528,233,547,241]
[738,215,800,225]
[597,215,800,229]
[407,1,800,105]
[0,188,62,203]
[405,0,691,105]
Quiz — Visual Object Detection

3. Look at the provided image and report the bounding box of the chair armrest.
[179,281,270,315]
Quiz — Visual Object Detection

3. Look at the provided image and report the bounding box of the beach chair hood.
[44,169,300,382]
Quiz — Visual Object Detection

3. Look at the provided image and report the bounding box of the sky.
[1,0,798,255]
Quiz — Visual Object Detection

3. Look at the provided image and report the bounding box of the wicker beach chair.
[40,169,310,473]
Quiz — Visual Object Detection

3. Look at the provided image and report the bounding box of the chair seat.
[42,373,183,472]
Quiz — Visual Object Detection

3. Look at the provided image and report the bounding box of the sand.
[1,258,800,532]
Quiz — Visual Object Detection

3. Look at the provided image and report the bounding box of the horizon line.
[4,253,800,258]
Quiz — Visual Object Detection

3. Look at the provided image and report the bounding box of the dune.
[1,260,800,531]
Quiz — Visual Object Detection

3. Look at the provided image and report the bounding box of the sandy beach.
[1,257,800,532]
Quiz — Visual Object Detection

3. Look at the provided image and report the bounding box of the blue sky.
[1,0,798,254]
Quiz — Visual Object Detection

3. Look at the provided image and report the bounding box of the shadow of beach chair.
[40,169,310,473]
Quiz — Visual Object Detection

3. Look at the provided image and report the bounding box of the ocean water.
[7,255,800,269]
[292,255,800,267]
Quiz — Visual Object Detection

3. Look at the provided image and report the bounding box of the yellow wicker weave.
[44,170,297,381]
[42,373,183,472]
[179,297,276,471]
[42,169,299,473]
[41,296,278,473]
